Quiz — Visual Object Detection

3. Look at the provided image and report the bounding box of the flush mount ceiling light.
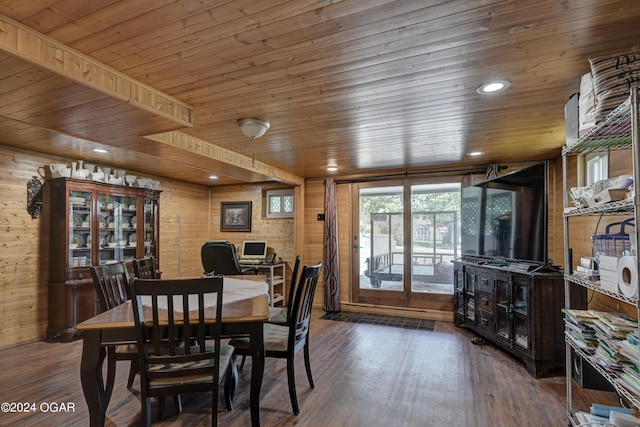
[93,148,108,153]
[468,151,484,156]
[237,118,270,139]
[477,80,511,94]
[326,165,338,172]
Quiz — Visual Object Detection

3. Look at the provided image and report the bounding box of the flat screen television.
[461,161,549,265]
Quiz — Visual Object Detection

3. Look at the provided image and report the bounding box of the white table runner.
[140,277,269,313]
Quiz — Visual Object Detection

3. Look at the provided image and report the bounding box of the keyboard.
[239,259,262,264]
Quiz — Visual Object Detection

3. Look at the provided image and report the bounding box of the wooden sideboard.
[453,259,582,377]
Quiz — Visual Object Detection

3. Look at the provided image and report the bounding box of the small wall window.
[265,189,294,218]
[585,152,608,186]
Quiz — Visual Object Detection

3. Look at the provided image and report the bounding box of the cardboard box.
[588,189,629,207]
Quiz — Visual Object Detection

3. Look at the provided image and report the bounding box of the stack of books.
[592,312,638,372]
[575,404,636,426]
[574,411,608,426]
[563,309,599,353]
[617,333,640,395]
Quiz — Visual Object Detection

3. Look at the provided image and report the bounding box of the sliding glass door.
[353,179,460,310]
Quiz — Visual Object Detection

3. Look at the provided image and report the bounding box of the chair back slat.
[288,262,322,347]
[133,256,157,279]
[285,256,301,318]
[90,263,130,311]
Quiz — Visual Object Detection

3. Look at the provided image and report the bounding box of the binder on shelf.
[590,403,632,418]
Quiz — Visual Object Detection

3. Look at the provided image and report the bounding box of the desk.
[76,277,270,427]
[239,262,286,307]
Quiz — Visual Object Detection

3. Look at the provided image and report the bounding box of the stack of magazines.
[562,309,599,353]
[617,333,640,395]
[592,312,638,371]
[574,404,637,426]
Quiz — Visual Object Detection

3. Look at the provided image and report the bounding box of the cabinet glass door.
[455,266,464,316]
[465,270,475,322]
[143,196,158,257]
[496,275,511,341]
[97,193,138,264]
[513,280,529,349]
[69,190,92,268]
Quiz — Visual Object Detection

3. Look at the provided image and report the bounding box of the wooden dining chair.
[230,261,323,415]
[133,256,158,279]
[89,263,138,401]
[129,276,236,427]
[268,255,301,325]
[235,256,301,370]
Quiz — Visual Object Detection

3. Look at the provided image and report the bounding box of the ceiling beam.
[145,131,304,186]
[0,13,194,128]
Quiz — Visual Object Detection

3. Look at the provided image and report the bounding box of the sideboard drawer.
[477,291,493,311]
[477,275,493,293]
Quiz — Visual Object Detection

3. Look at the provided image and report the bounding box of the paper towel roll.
[617,256,638,298]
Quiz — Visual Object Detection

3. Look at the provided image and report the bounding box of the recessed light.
[209,175,218,180]
[326,166,338,172]
[93,148,108,153]
[477,80,511,94]
[468,151,484,156]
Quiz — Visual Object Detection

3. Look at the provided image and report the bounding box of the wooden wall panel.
[208,183,296,291]
[336,183,353,303]
[0,147,50,350]
[556,149,636,317]
[0,144,212,350]
[303,179,353,308]
[548,158,562,267]
[156,178,210,279]
[303,180,327,307]
[6,141,631,351]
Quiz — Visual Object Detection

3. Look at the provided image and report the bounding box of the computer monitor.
[240,240,268,259]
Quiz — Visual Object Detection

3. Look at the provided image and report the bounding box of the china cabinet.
[47,177,160,341]
[563,89,640,423]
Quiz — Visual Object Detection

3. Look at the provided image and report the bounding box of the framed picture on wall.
[221,201,252,232]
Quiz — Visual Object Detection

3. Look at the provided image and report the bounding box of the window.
[585,152,608,185]
[265,189,294,218]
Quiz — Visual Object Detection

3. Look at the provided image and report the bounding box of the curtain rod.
[320,166,489,184]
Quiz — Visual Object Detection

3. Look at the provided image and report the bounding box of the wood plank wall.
[5,145,630,351]
[556,150,636,317]
[0,147,51,349]
[207,183,296,289]
[156,179,210,279]
[0,145,211,350]
[302,180,352,308]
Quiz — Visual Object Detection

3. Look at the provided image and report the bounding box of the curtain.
[323,177,341,312]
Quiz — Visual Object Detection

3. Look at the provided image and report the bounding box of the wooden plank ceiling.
[0,0,638,186]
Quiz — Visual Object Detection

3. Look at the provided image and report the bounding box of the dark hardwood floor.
[0,309,619,427]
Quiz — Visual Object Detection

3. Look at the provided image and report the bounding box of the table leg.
[249,322,265,427]
[80,331,107,427]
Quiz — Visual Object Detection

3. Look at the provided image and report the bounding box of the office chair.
[201,240,258,276]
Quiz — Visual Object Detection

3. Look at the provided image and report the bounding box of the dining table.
[76,275,271,427]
